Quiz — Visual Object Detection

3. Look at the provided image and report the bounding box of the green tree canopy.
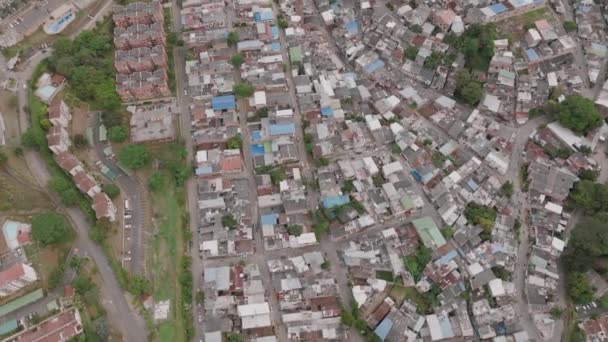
[107,126,129,142]
[286,224,303,236]
[102,184,120,199]
[230,54,244,67]
[555,95,603,135]
[118,145,148,170]
[226,136,242,149]
[567,271,595,304]
[563,20,577,32]
[148,171,165,192]
[32,213,69,246]
[404,45,419,61]
[454,69,483,106]
[233,82,254,98]
[47,176,79,206]
[227,31,239,46]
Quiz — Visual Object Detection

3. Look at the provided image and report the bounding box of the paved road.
[91,112,147,275]
[11,49,148,342]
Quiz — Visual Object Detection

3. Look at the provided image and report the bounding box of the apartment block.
[112,1,163,28]
[115,45,167,74]
[113,23,166,50]
[116,69,171,102]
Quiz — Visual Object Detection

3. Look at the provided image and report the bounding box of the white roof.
[204,331,222,342]
[281,278,303,291]
[426,314,444,341]
[435,96,456,109]
[468,262,484,276]
[552,237,565,252]
[363,157,379,175]
[488,278,506,297]
[547,72,558,87]
[254,91,266,106]
[238,302,270,317]
[483,94,501,112]
[242,314,271,329]
[544,201,563,214]
[201,240,218,256]
[382,161,404,176]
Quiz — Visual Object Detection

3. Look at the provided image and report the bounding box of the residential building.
[112,1,163,28]
[116,69,171,102]
[0,263,38,297]
[93,192,117,222]
[115,45,167,74]
[3,308,83,341]
[113,23,166,50]
[47,125,71,155]
[48,98,71,128]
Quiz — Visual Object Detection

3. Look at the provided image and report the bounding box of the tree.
[73,134,88,147]
[499,181,514,198]
[578,145,592,156]
[404,45,419,61]
[102,184,120,199]
[549,306,564,319]
[277,14,288,29]
[226,334,243,342]
[464,203,497,232]
[410,24,422,33]
[48,176,79,206]
[0,150,7,165]
[227,31,239,46]
[555,96,603,135]
[569,213,608,257]
[32,213,69,246]
[21,128,45,150]
[563,20,577,32]
[226,135,242,149]
[222,214,238,229]
[424,51,444,69]
[108,126,128,142]
[233,82,254,98]
[102,111,123,128]
[579,168,600,181]
[567,271,595,304]
[342,180,355,193]
[286,224,303,236]
[230,54,244,67]
[118,145,148,170]
[454,69,482,106]
[146,172,164,193]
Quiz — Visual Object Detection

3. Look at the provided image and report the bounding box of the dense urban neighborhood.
[0,0,607,341]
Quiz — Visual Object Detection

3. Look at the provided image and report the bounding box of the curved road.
[12,51,148,341]
[92,112,146,275]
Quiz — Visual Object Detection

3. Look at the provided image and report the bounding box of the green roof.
[0,319,17,335]
[0,289,44,316]
[289,46,302,63]
[412,217,446,249]
[400,195,416,211]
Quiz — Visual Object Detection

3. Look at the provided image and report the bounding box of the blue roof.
[411,170,422,182]
[195,166,213,175]
[271,26,279,38]
[271,42,281,51]
[320,107,334,117]
[254,10,274,22]
[466,179,479,191]
[322,195,350,209]
[489,3,507,14]
[374,318,393,341]
[237,40,263,50]
[261,213,278,225]
[269,123,295,136]
[212,95,236,111]
[0,320,17,335]
[251,130,262,142]
[437,249,458,265]
[252,144,265,156]
[345,20,358,33]
[526,48,540,61]
[365,59,385,73]
[439,315,454,338]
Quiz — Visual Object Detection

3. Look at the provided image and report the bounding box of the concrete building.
[3,308,83,340]
[113,23,166,50]
[129,102,177,143]
[93,192,117,222]
[47,125,71,155]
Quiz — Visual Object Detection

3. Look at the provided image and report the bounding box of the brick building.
[116,69,171,102]
[115,45,167,74]
[0,263,38,297]
[112,1,163,28]
[113,23,166,50]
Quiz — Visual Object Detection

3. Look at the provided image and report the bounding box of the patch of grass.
[376,270,394,282]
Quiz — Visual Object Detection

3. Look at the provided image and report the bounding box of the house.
[3,308,83,341]
[73,170,101,198]
[54,152,84,176]
[412,217,446,249]
[93,192,117,222]
[0,263,38,297]
[48,99,71,128]
[129,103,176,143]
[527,160,578,202]
[47,126,71,155]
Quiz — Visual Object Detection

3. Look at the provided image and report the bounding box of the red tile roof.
[0,263,26,287]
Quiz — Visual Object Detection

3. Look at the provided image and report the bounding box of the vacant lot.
[0,154,53,212]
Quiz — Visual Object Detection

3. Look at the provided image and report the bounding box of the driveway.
[91,112,147,275]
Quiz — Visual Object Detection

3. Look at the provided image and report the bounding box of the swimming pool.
[2,220,21,250]
[44,9,75,34]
